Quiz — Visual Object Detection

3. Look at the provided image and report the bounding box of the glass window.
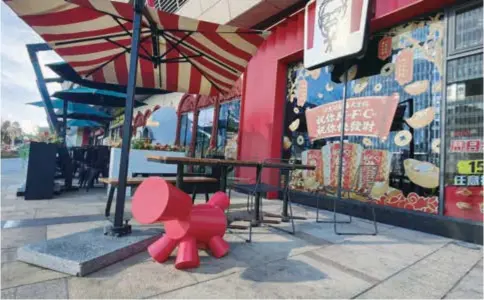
[195,107,214,158]
[444,54,483,221]
[217,100,240,159]
[284,13,444,215]
[179,112,193,147]
[454,5,483,52]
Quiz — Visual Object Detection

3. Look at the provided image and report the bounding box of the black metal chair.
[316,164,379,235]
[227,158,298,242]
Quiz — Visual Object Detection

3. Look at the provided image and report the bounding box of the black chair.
[227,158,297,243]
[316,164,379,235]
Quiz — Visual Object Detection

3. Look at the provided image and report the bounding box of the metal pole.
[27,43,60,134]
[334,64,348,227]
[63,100,68,145]
[110,0,144,236]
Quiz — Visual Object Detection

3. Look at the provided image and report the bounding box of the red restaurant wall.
[238,0,456,194]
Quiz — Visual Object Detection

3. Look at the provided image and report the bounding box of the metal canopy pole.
[27,43,60,134]
[108,0,144,237]
[63,100,68,144]
[334,63,348,231]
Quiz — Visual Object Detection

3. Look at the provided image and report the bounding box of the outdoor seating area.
[1,167,483,298]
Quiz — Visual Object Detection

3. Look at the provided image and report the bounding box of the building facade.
[153,0,483,241]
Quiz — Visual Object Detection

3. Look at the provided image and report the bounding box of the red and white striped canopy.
[4,0,270,96]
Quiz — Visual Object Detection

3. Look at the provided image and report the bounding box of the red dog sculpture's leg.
[208,235,229,258]
[175,236,199,269]
[148,235,178,263]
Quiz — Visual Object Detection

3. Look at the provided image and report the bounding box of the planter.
[25,142,58,200]
[108,148,185,196]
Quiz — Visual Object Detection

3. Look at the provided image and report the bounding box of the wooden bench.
[100,176,218,219]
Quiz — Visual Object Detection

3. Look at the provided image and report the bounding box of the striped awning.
[4,0,270,96]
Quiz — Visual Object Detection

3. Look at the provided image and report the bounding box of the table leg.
[176,163,184,190]
[251,165,262,227]
[281,172,290,222]
[105,186,116,218]
[220,166,227,192]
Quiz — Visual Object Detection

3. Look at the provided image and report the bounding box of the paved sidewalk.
[1,161,483,299]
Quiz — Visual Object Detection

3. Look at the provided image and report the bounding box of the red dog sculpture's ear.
[208,191,230,211]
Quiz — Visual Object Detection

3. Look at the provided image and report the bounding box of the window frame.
[447,0,483,57]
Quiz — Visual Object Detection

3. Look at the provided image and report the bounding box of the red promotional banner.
[305,94,399,141]
[450,139,483,153]
[378,36,392,60]
[395,49,414,85]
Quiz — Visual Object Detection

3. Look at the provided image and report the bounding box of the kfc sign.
[304,0,371,70]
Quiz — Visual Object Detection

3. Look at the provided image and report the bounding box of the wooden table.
[146,155,314,225]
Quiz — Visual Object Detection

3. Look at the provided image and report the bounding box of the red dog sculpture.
[132,177,230,269]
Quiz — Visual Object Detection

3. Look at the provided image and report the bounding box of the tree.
[1,120,11,145]
[7,121,22,147]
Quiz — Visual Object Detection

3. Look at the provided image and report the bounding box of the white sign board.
[304,0,371,70]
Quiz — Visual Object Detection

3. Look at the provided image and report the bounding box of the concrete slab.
[47,221,108,239]
[17,227,162,276]
[357,243,483,299]
[67,253,197,299]
[1,261,67,289]
[15,278,68,299]
[1,226,46,249]
[1,248,18,263]
[1,288,16,299]
[444,261,483,299]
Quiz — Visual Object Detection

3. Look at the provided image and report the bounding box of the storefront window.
[195,107,214,158]
[284,13,445,214]
[454,5,483,52]
[179,112,193,147]
[217,100,240,159]
[444,3,483,222]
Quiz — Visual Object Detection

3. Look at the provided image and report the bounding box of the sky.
[1,2,63,134]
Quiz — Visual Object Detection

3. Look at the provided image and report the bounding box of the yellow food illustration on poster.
[404,159,440,188]
[405,107,435,129]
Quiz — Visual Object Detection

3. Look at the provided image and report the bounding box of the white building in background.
[108,92,184,144]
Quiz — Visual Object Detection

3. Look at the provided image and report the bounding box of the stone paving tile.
[15,278,68,299]
[157,252,372,299]
[67,252,197,299]
[34,206,104,219]
[384,225,452,245]
[46,221,108,239]
[1,209,36,221]
[308,239,422,281]
[152,271,277,299]
[357,242,483,299]
[1,226,46,249]
[1,287,16,299]
[1,261,68,289]
[444,260,483,299]
[1,248,18,264]
[241,226,324,265]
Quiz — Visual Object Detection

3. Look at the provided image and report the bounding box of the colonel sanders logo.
[318,0,350,53]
